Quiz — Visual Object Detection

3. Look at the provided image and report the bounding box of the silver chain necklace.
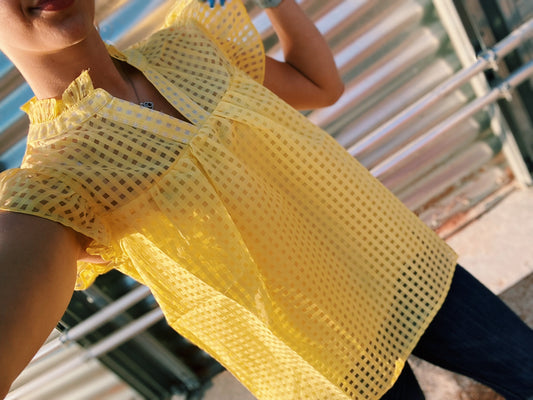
[118,61,154,110]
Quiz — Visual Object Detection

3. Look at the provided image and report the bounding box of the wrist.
[255,0,283,8]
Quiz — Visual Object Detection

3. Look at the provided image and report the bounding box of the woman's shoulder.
[137,0,265,84]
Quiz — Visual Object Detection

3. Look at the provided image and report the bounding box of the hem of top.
[376,258,458,397]
[172,257,458,400]
[172,292,353,400]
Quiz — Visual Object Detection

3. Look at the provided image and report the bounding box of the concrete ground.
[201,188,533,400]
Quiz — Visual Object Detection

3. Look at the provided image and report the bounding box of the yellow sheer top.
[0,1,457,398]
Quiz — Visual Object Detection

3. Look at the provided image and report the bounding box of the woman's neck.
[10,28,129,100]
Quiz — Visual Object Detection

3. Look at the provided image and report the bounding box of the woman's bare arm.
[262,0,344,109]
[0,212,81,398]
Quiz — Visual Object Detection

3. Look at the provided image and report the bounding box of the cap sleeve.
[0,168,115,289]
[0,168,108,243]
[163,0,265,83]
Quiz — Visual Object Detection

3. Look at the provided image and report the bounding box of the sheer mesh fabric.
[0,1,457,398]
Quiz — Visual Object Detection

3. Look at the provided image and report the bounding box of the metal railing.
[8,286,201,399]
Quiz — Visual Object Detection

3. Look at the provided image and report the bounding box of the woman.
[0,0,531,399]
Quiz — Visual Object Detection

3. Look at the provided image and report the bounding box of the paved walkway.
[447,187,533,294]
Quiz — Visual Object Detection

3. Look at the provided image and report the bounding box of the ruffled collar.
[21,70,95,124]
[21,44,128,125]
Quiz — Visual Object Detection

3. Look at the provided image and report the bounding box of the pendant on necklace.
[140,101,154,110]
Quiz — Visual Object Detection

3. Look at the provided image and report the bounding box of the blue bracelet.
[198,0,281,9]
[255,0,283,8]
[198,0,225,8]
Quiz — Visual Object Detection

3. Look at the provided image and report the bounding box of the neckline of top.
[21,44,134,125]
[21,69,96,125]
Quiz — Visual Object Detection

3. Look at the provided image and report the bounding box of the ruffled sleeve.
[163,0,265,83]
[0,168,113,289]
[0,168,107,242]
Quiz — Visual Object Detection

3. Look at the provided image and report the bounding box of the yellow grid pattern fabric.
[0,1,457,398]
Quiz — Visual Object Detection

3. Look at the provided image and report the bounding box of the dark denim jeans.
[382,265,533,400]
